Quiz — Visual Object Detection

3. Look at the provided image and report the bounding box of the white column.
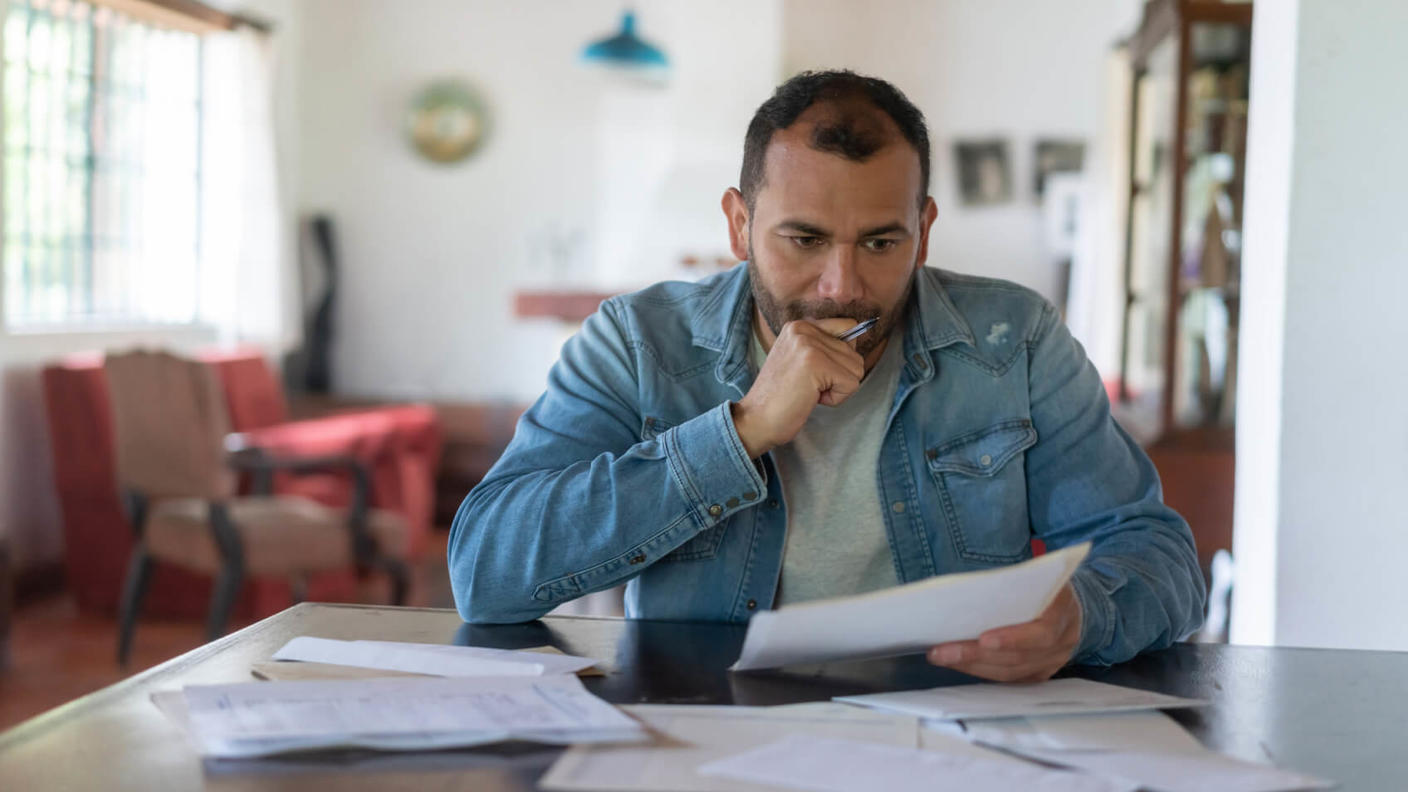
[1233,0,1408,649]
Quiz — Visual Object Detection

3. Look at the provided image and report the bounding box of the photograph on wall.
[1033,138,1086,199]
[953,139,1012,206]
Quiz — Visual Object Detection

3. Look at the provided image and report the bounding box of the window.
[3,0,202,329]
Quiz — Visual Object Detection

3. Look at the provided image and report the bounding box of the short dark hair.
[740,70,931,212]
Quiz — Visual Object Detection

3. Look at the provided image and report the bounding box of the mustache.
[781,300,882,323]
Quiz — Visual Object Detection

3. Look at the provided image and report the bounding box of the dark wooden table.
[1,603,1403,790]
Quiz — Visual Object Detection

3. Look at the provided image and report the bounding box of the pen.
[834,317,877,342]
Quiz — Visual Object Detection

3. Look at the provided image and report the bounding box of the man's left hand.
[926,583,1083,682]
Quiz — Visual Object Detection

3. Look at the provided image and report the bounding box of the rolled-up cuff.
[662,401,768,530]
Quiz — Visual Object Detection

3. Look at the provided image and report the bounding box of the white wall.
[296,0,781,403]
[1233,0,1408,650]
[781,0,1139,303]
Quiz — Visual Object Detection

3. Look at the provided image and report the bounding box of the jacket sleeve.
[1024,303,1207,665]
[448,299,765,623]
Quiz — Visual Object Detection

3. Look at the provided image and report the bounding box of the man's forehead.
[756,131,922,222]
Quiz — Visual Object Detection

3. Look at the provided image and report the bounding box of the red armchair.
[41,349,440,619]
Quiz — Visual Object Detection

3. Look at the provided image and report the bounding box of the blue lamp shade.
[582,11,668,69]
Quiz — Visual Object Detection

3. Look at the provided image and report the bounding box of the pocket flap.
[927,420,1037,477]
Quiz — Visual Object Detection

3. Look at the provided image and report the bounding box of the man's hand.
[926,583,1083,682]
[731,318,865,458]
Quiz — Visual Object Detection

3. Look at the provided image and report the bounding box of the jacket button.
[980,454,993,467]
[628,553,646,565]
[746,599,757,610]
[767,499,779,509]
[726,497,739,508]
[912,353,927,368]
[708,504,723,517]
[891,501,906,514]
[743,491,757,501]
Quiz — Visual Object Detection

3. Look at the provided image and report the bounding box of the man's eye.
[789,236,824,249]
[863,238,899,253]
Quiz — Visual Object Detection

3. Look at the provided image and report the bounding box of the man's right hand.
[730,318,866,459]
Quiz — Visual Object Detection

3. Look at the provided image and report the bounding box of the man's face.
[724,114,938,359]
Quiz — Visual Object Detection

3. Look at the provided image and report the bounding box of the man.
[450,70,1204,681]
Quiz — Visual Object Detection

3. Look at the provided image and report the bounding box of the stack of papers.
[730,543,1089,670]
[835,679,1334,791]
[699,734,1133,792]
[835,678,1207,720]
[268,636,600,677]
[540,702,1120,792]
[153,674,644,758]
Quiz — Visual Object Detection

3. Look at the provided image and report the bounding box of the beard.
[747,256,912,359]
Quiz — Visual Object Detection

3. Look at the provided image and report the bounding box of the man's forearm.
[448,401,765,623]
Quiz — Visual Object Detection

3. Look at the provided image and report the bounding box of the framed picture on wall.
[1033,139,1086,199]
[953,139,1012,206]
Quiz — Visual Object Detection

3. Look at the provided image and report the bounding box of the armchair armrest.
[225,441,377,565]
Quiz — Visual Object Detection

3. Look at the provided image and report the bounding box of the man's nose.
[816,245,862,303]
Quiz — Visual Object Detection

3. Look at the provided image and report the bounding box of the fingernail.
[934,647,961,664]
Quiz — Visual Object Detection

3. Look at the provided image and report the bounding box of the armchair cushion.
[146,497,408,577]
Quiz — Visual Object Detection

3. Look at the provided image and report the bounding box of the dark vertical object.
[287,215,339,394]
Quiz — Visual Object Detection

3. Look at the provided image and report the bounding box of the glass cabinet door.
[1120,36,1178,442]
[1172,21,1251,431]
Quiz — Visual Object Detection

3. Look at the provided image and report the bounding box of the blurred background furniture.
[41,348,440,620]
[1115,0,1253,585]
[104,350,410,663]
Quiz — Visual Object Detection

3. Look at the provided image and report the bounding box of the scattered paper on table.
[730,543,1089,670]
[255,644,603,681]
[697,734,1135,792]
[1017,747,1337,792]
[539,703,920,792]
[956,710,1205,753]
[837,677,1205,720]
[161,674,642,758]
[269,636,599,677]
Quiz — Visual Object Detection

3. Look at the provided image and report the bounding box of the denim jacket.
[450,264,1205,665]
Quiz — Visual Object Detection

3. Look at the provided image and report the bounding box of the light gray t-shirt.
[749,326,904,606]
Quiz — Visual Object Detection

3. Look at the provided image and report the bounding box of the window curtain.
[198,25,293,351]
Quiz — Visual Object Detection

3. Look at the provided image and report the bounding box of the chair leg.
[206,562,244,642]
[380,557,410,606]
[116,546,153,666]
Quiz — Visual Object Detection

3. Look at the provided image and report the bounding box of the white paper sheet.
[697,734,1135,792]
[837,677,1205,720]
[730,543,1089,670]
[539,703,920,792]
[957,710,1205,753]
[1017,748,1337,792]
[169,674,642,758]
[269,636,597,677]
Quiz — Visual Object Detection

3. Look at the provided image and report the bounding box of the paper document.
[956,710,1205,753]
[270,636,598,677]
[539,703,919,792]
[730,543,1089,670]
[697,734,1135,792]
[163,674,642,758]
[1017,748,1336,792]
[837,677,1205,720]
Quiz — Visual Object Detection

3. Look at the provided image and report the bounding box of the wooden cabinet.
[1116,0,1253,572]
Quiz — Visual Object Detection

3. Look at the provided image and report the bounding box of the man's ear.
[914,196,938,271]
[722,188,751,261]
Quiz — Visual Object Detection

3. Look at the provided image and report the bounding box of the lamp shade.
[582,11,668,69]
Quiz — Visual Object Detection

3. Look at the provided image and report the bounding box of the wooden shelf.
[513,290,618,323]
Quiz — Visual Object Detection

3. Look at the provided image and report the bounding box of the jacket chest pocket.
[926,419,1038,563]
[642,415,728,562]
